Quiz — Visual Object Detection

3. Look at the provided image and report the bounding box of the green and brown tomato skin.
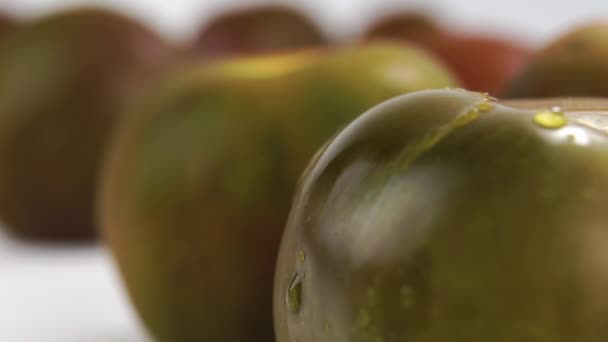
[0,8,175,240]
[100,43,457,341]
[192,5,326,58]
[506,22,608,98]
[364,12,443,48]
[274,89,608,342]
[0,13,16,39]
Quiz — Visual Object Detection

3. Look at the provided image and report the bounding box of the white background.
[2,0,608,43]
[1,1,608,341]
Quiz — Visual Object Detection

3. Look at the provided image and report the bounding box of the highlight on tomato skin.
[274,89,608,342]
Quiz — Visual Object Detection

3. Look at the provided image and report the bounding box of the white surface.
[0,229,150,342]
[1,1,608,341]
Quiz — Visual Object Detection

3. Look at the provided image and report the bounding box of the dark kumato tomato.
[192,5,326,58]
[0,8,175,240]
[506,22,608,98]
[275,89,608,342]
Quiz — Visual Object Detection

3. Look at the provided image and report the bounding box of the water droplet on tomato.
[534,109,568,129]
[286,272,303,314]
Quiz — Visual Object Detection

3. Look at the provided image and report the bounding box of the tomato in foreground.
[275,89,608,342]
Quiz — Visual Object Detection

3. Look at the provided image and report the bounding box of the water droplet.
[534,109,568,129]
[286,272,303,313]
[298,250,306,263]
[478,92,498,101]
[400,285,416,309]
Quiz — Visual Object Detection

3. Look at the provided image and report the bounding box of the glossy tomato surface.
[275,89,608,342]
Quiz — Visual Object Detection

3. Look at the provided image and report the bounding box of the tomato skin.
[0,12,15,38]
[192,6,326,59]
[100,44,456,342]
[0,9,175,240]
[274,89,608,342]
[506,22,608,98]
[366,13,531,96]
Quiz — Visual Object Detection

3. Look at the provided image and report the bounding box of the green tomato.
[274,89,608,342]
[100,43,456,342]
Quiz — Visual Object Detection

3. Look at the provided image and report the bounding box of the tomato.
[275,89,608,342]
[100,43,456,341]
